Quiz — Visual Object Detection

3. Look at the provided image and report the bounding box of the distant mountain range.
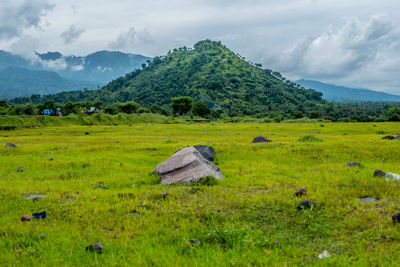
[0,50,150,99]
[296,79,400,102]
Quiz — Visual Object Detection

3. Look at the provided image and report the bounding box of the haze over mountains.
[296,80,400,102]
[0,50,150,99]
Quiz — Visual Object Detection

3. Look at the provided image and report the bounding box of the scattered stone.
[162,193,169,199]
[127,211,140,217]
[32,211,47,219]
[83,163,91,168]
[194,145,216,162]
[392,213,400,224]
[251,136,272,143]
[382,135,396,140]
[5,142,17,148]
[17,167,24,172]
[385,173,400,181]
[48,158,54,161]
[294,187,307,197]
[318,250,330,259]
[297,199,316,210]
[396,136,400,140]
[94,186,108,190]
[345,162,362,167]
[85,132,90,135]
[154,147,224,184]
[22,194,45,200]
[21,215,31,222]
[174,225,179,229]
[0,126,16,131]
[374,169,386,177]
[190,238,200,244]
[118,193,134,198]
[86,242,104,254]
[360,197,379,203]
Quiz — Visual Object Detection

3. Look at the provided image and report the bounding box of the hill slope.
[296,79,400,102]
[0,67,95,99]
[34,40,324,116]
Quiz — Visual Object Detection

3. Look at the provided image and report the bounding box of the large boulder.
[5,142,17,148]
[194,145,216,162]
[251,136,272,143]
[154,147,224,184]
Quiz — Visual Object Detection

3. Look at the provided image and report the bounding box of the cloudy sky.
[0,0,399,93]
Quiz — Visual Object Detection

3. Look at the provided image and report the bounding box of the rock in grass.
[360,197,379,203]
[5,142,17,148]
[382,135,396,140]
[345,162,362,167]
[32,211,47,219]
[190,238,200,244]
[85,132,90,135]
[83,163,91,168]
[21,215,31,222]
[94,186,108,190]
[392,213,400,224]
[154,147,224,184]
[297,199,316,210]
[374,169,386,177]
[22,194,45,200]
[194,145,216,162]
[294,187,307,197]
[251,136,272,143]
[17,167,24,172]
[86,242,104,254]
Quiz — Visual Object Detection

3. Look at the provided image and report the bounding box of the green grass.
[1,122,400,266]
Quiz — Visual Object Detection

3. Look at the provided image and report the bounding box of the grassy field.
[1,122,400,266]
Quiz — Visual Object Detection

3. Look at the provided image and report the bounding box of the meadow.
[1,122,400,266]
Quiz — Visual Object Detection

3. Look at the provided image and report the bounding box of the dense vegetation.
[5,40,400,121]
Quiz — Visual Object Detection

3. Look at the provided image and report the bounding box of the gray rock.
[251,136,272,143]
[94,186,108,190]
[21,215,31,222]
[86,242,104,254]
[297,199,316,210]
[360,197,379,203]
[17,167,24,172]
[345,162,362,167]
[83,163,91,168]
[190,238,200,244]
[22,194,46,200]
[392,213,400,224]
[5,142,17,148]
[154,147,224,184]
[294,187,307,197]
[382,135,396,140]
[194,145,216,162]
[374,169,386,177]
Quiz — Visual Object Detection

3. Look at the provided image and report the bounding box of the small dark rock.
[294,187,307,197]
[374,169,386,177]
[162,193,169,199]
[48,158,54,161]
[297,199,316,210]
[17,167,24,172]
[251,136,272,143]
[21,215,31,222]
[85,132,90,135]
[5,142,17,148]
[194,145,216,162]
[174,225,179,229]
[382,135,396,140]
[83,163,91,168]
[360,197,379,203]
[32,211,47,219]
[345,162,362,167]
[94,186,109,190]
[190,238,200,244]
[392,213,400,224]
[86,242,104,254]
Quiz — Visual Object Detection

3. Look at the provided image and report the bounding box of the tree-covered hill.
[13,40,325,117]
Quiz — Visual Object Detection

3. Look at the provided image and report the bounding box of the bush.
[194,176,219,186]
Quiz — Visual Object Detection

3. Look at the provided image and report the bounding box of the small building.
[43,109,54,116]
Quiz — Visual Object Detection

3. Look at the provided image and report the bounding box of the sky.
[0,0,399,93]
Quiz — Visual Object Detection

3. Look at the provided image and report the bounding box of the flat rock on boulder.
[251,136,272,143]
[194,145,216,162]
[154,147,224,184]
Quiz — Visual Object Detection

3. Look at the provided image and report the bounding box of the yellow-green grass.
[0,122,400,266]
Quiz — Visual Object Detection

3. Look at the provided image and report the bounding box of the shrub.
[297,135,323,142]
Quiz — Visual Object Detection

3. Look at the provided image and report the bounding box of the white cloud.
[109,27,153,51]
[60,25,85,44]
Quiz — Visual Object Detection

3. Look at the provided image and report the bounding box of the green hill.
[14,40,325,117]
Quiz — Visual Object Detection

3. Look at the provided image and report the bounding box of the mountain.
[0,50,150,99]
[296,79,400,102]
[0,67,96,99]
[29,40,325,117]
[36,50,151,84]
